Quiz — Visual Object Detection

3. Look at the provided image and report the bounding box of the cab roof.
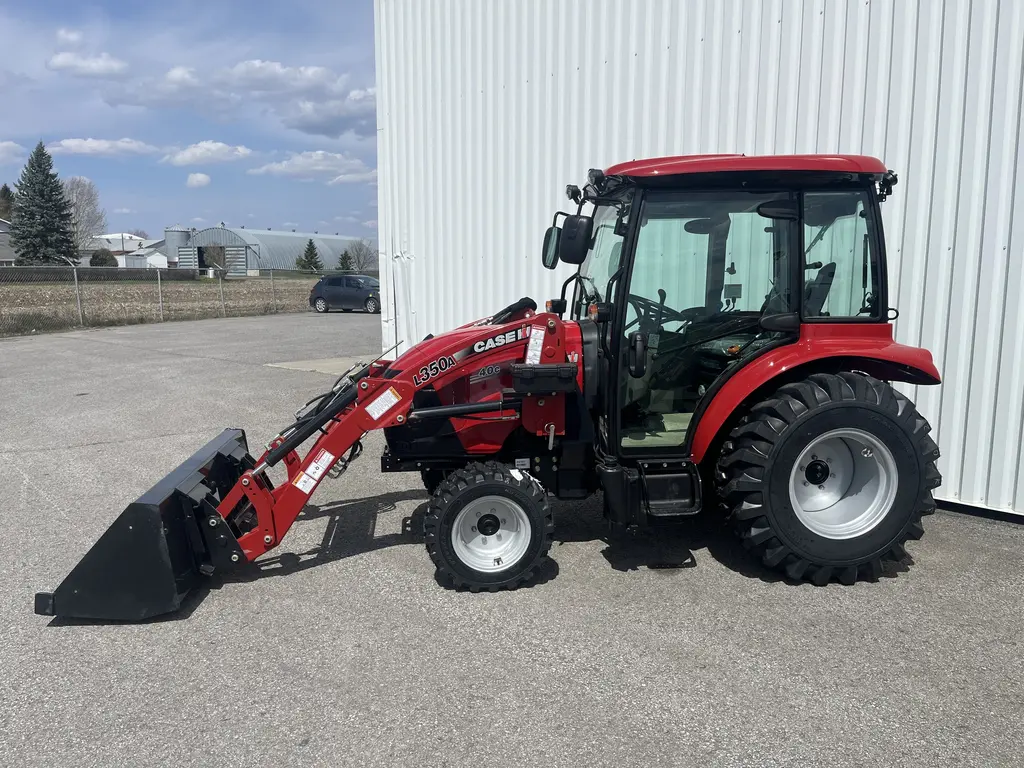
[605,154,888,178]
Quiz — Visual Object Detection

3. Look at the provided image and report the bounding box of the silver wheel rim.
[367,299,378,312]
[450,495,532,573]
[789,428,899,540]
[315,298,326,311]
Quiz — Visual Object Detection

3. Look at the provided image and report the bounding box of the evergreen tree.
[338,248,354,271]
[0,183,13,220]
[9,142,77,265]
[90,248,118,267]
[298,238,324,271]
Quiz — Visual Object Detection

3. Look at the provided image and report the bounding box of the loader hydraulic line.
[263,377,363,468]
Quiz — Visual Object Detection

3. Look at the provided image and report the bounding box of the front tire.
[425,462,554,592]
[717,372,941,585]
[421,469,449,496]
[313,297,329,313]
[365,297,380,314]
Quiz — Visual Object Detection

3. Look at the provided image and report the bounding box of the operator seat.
[804,262,837,317]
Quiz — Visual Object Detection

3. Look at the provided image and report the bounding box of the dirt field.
[0,276,320,336]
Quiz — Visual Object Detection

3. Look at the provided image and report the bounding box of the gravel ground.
[1,313,1022,767]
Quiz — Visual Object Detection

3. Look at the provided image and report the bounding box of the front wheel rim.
[315,298,326,311]
[367,299,378,312]
[788,428,899,540]
[451,495,532,573]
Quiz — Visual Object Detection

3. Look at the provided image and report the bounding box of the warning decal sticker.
[306,449,336,481]
[292,472,317,494]
[366,386,402,421]
[525,331,545,365]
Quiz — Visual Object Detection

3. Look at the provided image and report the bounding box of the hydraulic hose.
[264,387,359,467]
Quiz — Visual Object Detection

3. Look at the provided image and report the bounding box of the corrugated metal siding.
[375,0,1024,514]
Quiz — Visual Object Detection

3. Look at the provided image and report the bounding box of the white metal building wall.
[374,0,1024,515]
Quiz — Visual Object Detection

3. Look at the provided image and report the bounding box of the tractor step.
[639,461,702,518]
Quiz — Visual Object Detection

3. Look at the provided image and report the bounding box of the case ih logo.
[472,326,530,354]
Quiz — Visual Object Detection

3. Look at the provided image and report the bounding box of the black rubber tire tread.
[716,372,941,585]
[421,469,449,496]
[424,461,554,592]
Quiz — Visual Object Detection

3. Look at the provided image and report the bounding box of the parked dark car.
[309,274,381,314]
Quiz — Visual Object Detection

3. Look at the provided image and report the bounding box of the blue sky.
[0,0,378,239]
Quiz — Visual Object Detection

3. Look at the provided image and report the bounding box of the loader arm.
[220,313,571,561]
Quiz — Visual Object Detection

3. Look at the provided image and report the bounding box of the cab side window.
[802,190,879,319]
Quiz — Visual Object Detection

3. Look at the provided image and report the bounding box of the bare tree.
[129,228,150,239]
[346,238,378,271]
[62,176,107,254]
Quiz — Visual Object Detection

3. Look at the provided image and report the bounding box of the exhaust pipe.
[35,429,253,622]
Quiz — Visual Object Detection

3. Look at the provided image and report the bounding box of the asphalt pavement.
[1,313,1022,767]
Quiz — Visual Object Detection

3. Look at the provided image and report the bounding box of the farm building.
[166,225,356,274]
[0,218,13,266]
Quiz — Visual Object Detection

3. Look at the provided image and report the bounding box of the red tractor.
[36,154,942,621]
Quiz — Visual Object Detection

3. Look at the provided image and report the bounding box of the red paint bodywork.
[219,305,585,561]
[689,323,941,464]
[605,154,888,178]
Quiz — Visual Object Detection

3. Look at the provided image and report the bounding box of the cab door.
[612,190,797,513]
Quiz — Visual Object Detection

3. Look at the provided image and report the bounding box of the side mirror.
[542,226,561,270]
[557,214,594,265]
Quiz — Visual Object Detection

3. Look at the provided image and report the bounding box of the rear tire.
[425,462,554,592]
[717,372,941,585]
[313,297,329,313]
[365,297,380,314]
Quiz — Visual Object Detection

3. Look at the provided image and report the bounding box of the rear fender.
[690,323,941,464]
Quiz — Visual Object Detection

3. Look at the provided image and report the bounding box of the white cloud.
[246,213,255,219]
[281,89,376,139]
[163,141,252,166]
[362,219,378,229]
[218,60,348,96]
[368,199,378,208]
[113,207,134,214]
[106,60,374,139]
[48,51,128,77]
[48,138,159,156]
[186,173,211,188]
[282,221,298,227]
[165,66,198,86]
[248,150,373,182]
[191,217,206,223]
[329,169,377,185]
[56,28,83,45]
[0,140,26,165]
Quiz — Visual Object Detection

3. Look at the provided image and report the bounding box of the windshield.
[573,203,627,316]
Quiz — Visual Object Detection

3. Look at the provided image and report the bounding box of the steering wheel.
[624,293,704,333]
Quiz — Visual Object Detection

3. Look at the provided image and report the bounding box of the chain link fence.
[0,267,379,337]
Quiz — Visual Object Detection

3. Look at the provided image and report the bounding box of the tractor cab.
[542,155,923,527]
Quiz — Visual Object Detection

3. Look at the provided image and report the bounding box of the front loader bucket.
[34,429,253,622]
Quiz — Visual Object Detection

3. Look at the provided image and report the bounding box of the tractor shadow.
[553,499,783,582]
[226,489,431,582]
[229,488,561,589]
[553,494,911,583]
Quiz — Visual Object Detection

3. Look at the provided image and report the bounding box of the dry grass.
[0,277,319,337]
